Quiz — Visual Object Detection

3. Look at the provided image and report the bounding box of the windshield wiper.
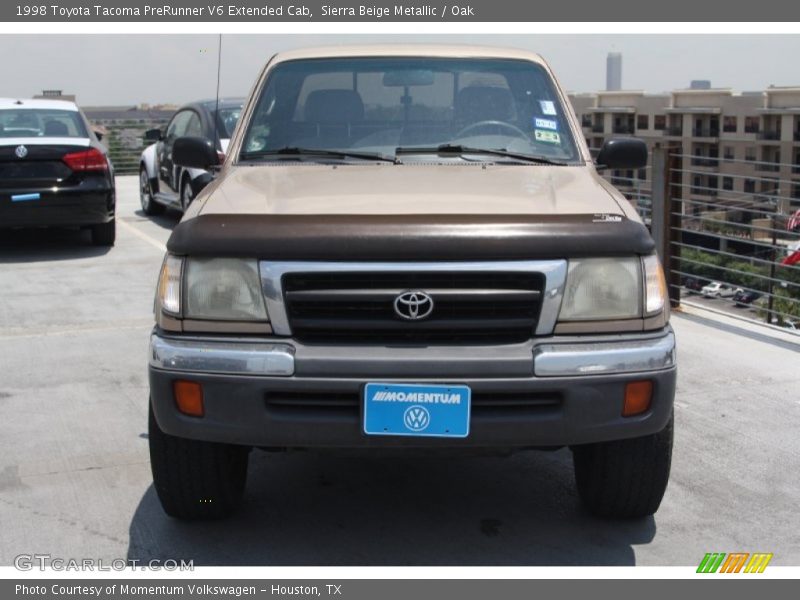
[395,144,568,166]
[240,147,398,163]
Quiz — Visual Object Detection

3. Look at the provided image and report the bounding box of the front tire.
[148,404,250,520]
[572,415,673,519]
[90,219,115,247]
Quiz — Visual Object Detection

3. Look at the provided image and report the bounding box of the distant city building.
[690,80,712,90]
[606,52,622,91]
[82,105,176,126]
[569,86,800,223]
[33,90,76,102]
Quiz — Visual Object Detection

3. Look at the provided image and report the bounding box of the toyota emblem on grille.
[14,145,28,158]
[394,291,434,320]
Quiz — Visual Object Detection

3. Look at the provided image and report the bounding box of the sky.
[0,34,799,106]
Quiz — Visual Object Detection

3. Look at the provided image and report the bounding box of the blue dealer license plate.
[363,383,471,438]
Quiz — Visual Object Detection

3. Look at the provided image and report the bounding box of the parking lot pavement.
[1,175,799,567]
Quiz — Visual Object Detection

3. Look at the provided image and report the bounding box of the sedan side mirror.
[144,128,163,142]
[595,138,648,170]
[173,136,219,170]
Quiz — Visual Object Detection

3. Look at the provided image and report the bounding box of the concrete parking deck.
[1,176,798,566]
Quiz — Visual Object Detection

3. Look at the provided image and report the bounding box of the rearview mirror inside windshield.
[382,69,435,87]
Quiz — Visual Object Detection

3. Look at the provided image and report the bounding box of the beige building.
[569,87,800,219]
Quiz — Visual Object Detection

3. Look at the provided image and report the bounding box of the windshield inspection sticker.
[539,100,557,115]
[534,129,561,144]
[534,117,558,130]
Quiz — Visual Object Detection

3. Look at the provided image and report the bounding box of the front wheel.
[572,414,673,518]
[148,404,250,520]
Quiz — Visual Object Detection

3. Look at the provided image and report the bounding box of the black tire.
[148,404,250,520]
[90,219,115,247]
[139,167,164,216]
[180,176,194,213]
[573,415,673,519]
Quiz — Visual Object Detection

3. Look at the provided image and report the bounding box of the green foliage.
[678,247,800,322]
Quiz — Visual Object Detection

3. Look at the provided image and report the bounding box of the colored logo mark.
[697,552,773,573]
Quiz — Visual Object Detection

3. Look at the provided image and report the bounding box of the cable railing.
[662,151,800,332]
[103,121,169,175]
[583,142,800,330]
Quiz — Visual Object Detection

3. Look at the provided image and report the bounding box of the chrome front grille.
[259,261,568,344]
[282,271,545,344]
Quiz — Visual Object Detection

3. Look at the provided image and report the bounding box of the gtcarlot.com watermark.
[14,554,194,571]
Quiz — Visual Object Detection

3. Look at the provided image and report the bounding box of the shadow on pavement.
[675,310,800,353]
[127,449,656,566]
[124,209,182,232]
[0,227,111,263]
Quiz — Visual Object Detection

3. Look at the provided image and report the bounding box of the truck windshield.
[240,57,580,163]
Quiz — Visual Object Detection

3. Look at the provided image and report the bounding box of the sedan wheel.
[181,179,194,212]
[140,169,164,216]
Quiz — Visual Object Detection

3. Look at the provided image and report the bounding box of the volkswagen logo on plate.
[393,290,434,320]
[403,405,431,432]
[14,145,28,159]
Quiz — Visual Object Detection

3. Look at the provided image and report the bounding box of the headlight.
[184,258,268,321]
[558,257,642,321]
[157,254,183,316]
[643,254,668,316]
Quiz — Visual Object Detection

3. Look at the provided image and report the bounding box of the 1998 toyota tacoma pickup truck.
[148,46,676,520]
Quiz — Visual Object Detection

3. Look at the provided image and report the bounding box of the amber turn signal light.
[623,380,653,417]
[173,380,204,417]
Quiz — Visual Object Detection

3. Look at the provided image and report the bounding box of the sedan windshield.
[240,57,580,163]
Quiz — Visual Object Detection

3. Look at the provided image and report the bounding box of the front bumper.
[149,328,676,449]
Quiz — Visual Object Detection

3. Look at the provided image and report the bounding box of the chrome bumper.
[149,335,295,376]
[533,332,676,377]
[149,330,675,379]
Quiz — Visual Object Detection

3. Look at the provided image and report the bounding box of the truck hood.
[200,163,624,216]
[169,163,654,260]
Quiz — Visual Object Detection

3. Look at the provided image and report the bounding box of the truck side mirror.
[595,138,648,170]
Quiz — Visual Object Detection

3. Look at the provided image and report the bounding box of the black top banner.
[2,0,799,22]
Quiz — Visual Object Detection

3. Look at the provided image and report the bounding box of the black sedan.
[733,289,762,307]
[0,98,115,246]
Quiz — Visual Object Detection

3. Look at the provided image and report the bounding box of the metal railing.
[103,121,169,175]
[652,150,800,332]
[692,128,720,138]
[757,131,781,141]
[593,146,800,333]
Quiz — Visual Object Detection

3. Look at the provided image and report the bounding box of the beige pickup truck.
[148,45,676,520]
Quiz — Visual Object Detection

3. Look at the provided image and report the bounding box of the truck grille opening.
[264,390,562,419]
[282,271,546,344]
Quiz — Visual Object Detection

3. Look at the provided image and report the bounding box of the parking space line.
[117,218,167,252]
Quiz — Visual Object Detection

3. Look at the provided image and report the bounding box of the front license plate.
[363,382,471,438]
